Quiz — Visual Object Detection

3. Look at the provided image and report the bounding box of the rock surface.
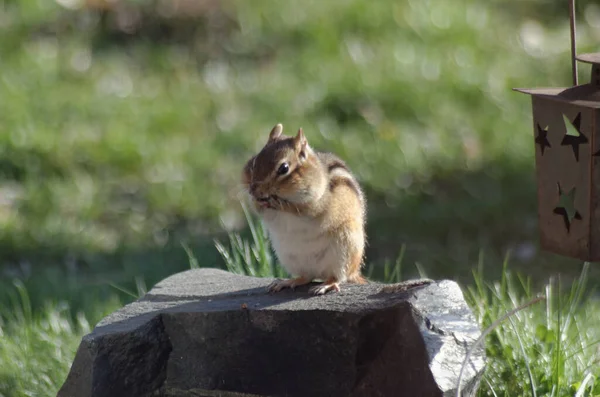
[58,268,486,397]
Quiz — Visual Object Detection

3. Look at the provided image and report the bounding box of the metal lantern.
[515,0,600,261]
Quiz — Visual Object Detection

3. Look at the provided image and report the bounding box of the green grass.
[0,280,122,397]
[2,0,600,286]
[1,211,600,396]
[467,261,600,396]
[214,203,286,280]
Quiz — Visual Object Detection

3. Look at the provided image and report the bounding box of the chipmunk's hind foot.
[267,276,310,293]
[309,277,340,295]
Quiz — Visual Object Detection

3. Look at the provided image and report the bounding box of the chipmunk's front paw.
[267,277,310,293]
[309,281,340,296]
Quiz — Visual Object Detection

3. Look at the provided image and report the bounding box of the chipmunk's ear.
[267,123,283,143]
[294,128,308,159]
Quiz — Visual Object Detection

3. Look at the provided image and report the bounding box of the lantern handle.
[570,0,578,86]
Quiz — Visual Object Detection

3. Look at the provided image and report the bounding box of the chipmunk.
[242,123,367,295]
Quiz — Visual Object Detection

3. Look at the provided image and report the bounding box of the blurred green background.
[1,0,600,394]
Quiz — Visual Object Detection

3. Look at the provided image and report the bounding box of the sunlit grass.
[0,280,121,397]
[466,259,600,396]
[214,202,285,279]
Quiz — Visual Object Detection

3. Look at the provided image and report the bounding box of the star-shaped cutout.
[560,113,588,161]
[553,183,582,232]
[535,124,551,155]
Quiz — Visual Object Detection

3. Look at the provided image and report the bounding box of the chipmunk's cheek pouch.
[274,178,297,200]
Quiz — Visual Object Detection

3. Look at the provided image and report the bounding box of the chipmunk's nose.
[250,183,270,202]
[250,183,266,198]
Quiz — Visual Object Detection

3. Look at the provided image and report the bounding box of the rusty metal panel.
[531,96,593,260]
[590,109,600,260]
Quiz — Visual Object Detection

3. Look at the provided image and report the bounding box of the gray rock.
[58,268,486,397]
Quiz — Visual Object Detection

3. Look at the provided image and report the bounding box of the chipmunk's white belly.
[261,211,344,281]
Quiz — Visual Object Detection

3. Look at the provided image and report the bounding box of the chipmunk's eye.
[277,162,289,175]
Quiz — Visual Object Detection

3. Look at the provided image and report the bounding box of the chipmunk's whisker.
[227,185,251,201]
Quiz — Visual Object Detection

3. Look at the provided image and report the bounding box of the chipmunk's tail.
[347,273,368,284]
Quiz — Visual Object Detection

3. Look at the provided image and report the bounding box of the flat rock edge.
[58,268,486,397]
